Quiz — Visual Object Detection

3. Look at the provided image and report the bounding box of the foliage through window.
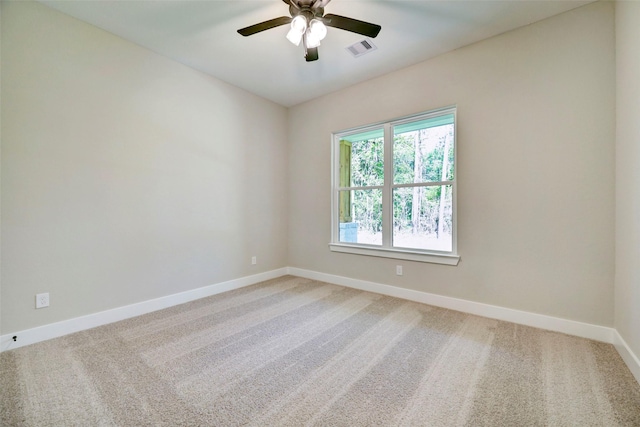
[332,107,457,259]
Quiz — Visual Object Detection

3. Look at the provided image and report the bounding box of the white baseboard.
[290,267,640,382]
[4,266,638,386]
[613,331,640,384]
[0,268,287,352]
[287,267,615,344]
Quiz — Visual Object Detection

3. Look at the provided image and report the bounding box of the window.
[330,107,459,265]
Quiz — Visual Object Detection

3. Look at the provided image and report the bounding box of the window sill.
[329,243,460,266]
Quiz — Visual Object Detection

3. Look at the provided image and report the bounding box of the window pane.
[393,120,454,184]
[340,129,384,188]
[339,189,382,245]
[393,185,452,251]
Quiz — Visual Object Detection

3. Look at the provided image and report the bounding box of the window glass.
[393,185,453,252]
[393,114,454,184]
[341,129,384,188]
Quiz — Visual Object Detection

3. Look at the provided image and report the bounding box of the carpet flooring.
[1,275,639,426]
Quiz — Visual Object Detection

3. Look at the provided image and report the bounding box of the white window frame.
[329,106,460,266]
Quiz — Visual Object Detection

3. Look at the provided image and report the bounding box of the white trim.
[4,265,636,385]
[287,267,614,343]
[329,243,460,265]
[382,122,393,248]
[613,330,640,384]
[0,268,287,352]
[450,109,458,255]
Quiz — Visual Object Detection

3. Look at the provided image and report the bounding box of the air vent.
[346,38,377,58]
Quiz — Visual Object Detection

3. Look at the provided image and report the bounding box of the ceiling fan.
[237,0,381,62]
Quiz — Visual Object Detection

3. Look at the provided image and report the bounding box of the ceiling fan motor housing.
[289,5,324,22]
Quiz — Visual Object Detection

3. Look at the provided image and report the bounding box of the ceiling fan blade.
[306,47,319,62]
[323,14,381,38]
[238,16,292,36]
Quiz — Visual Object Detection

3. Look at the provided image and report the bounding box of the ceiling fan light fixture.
[308,19,327,41]
[306,31,322,49]
[286,27,304,46]
[306,37,321,49]
[291,15,307,33]
[286,15,307,46]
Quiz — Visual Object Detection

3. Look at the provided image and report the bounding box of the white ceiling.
[40,0,594,107]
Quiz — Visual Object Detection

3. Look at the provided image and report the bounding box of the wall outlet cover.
[36,293,50,309]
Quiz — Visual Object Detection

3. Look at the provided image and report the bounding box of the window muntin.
[333,107,457,259]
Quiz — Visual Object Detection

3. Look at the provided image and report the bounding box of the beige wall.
[1,1,622,337]
[1,1,289,333]
[615,1,640,358]
[288,2,615,326]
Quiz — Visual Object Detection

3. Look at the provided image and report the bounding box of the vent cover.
[346,39,377,58]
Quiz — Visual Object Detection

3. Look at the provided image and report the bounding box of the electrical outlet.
[36,292,50,309]
[396,265,403,276]
[251,256,257,265]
